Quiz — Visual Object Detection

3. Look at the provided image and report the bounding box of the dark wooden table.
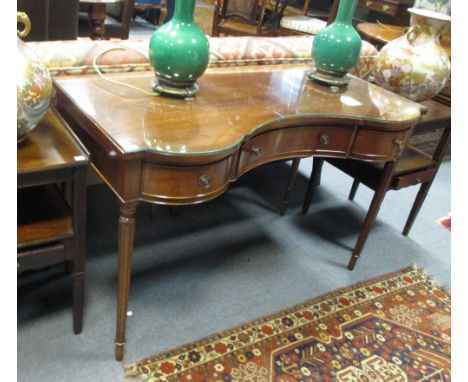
[17,107,89,334]
[54,65,421,360]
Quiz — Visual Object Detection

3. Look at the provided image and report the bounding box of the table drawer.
[17,243,65,273]
[358,0,401,16]
[141,157,234,204]
[391,168,436,190]
[351,129,408,161]
[238,125,355,175]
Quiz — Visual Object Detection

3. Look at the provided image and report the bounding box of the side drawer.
[141,156,234,204]
[238,125,355,175]
[351,129,409,161]
[358,0,400,16]
[17,243,65,273]
[391,168,436,190]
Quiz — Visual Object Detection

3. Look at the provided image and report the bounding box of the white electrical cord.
[92,47,160,97]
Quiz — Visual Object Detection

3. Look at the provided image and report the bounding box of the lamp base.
[307,68,350,87]
[151,77,200,99]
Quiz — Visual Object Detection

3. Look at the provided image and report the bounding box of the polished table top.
[54,65,421,157]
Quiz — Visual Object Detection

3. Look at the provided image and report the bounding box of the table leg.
[347,160,396,271]
[279,158,300,216]
[115,202,138,361]
[302,157,324,214]
[89,3,107,40]
[72,166,87,335]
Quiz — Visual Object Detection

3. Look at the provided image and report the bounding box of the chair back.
[106,0,136,39]
[221,0,263,23]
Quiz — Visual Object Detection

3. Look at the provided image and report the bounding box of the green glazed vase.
[149,0,209,96]
[310,0,362,86]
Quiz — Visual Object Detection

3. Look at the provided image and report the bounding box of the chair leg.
[347,160,396,271]
[402,181,432,236]
[403,125,451,236]
[348,179,360,201]
[302,158,324,214]
[279,158,301,216]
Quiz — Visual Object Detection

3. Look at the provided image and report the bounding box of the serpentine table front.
[54,64,421,360]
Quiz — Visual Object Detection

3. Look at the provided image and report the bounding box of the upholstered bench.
[280,15,327,35]
[25,35,378,79]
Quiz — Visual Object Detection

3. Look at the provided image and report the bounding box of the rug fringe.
[124,364,147,380]
[409,263,451,297]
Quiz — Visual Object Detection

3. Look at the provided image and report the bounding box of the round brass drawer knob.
[250,146,261,157]
[319,133,330,145]
[199,175,210,189]
[394,138,404,149]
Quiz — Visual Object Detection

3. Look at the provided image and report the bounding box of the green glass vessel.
[149,0,209,97]
[310,0,362,86]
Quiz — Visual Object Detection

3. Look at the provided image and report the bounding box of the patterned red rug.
[125,266,451,381]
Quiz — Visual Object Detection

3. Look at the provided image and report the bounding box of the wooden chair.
[79,0,136,40]
[133,0,167,26]
[280,99,451,270]
[211,0,283,37]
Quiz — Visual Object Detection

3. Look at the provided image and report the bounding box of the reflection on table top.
[54,65,421,155]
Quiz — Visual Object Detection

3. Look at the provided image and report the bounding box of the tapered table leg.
[279,158,300,216]
[348,161,396,270]
[115,202,138,361]
[72,166,87,335]
[302,158,324,214]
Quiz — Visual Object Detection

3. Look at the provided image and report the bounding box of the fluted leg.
[115,202,138,361]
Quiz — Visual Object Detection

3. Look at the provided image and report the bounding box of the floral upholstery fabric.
[26,36,378,79]
[280,15,327,35]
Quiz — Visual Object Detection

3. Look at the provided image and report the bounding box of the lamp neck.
[173,0,195,23]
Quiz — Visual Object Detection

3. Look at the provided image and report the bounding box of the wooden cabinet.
[17,107,89,335]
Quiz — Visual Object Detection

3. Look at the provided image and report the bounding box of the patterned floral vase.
[373,7,451,102]
[148,0,209,98]
[17,13,52,142]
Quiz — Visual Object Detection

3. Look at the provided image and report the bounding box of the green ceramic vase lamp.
[309,0,362,86]
[149,0,209,98]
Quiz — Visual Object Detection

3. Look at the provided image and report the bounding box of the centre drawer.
[141,156,234,204]
[238,125,355,176]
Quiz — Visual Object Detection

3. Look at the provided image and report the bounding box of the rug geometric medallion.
[124,266,451,381]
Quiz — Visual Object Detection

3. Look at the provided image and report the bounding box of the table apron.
[137,125,411,205]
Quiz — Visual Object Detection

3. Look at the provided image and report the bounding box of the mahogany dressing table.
[53,65,421,360]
